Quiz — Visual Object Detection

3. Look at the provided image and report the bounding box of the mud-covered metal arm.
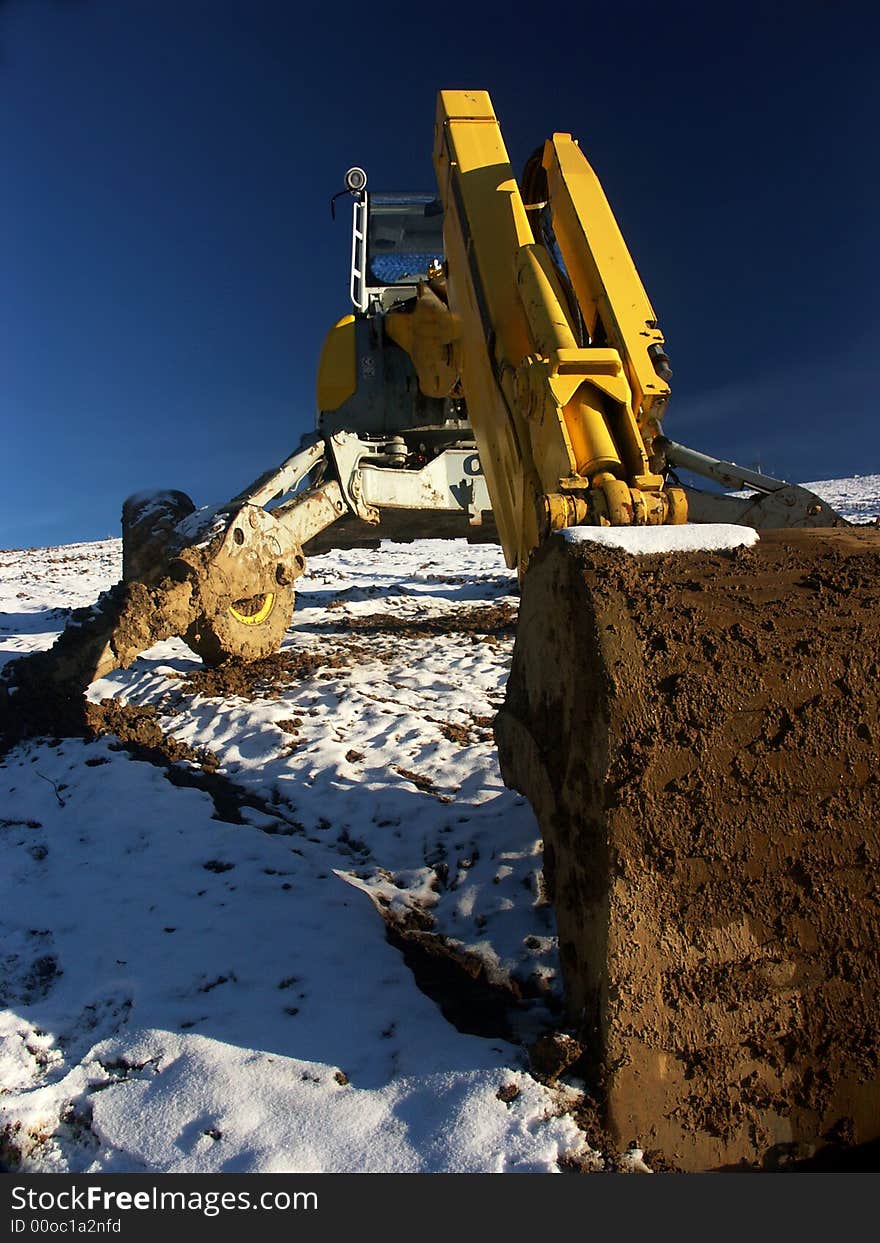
[229,434,328,509]
[658,437,847,528]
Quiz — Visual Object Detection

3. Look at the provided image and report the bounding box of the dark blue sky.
[3,0,878,548]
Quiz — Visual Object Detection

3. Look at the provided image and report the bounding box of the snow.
[0,539,588,1173]
[1,473,877,1174]
[560,522,759,553]
[800,473,880,526]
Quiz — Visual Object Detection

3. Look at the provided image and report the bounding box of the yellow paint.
[229,593,275,625]
[432,90,685,570]
[385,285,461,399]
[542,134,671,432]
[316,315,357,412]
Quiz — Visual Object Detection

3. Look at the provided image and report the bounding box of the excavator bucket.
[496,526,880,1170]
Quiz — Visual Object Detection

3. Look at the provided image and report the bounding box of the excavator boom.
[432,90,684,574]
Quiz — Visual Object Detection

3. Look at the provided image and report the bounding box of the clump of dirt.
[342,603,517,638]
[496,528,880,1172]
[180,646,371,700]
[84,700,218,772]
[393,765,440,794]
[426,711,496,747]
[528,1031,586,1084]
[434,720,471,745]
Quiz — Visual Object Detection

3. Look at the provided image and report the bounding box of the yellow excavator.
[4,91,878,1171]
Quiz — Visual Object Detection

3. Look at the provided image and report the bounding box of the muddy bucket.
[496,527,880,1170]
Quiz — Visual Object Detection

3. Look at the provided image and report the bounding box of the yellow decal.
[229,593,275,625]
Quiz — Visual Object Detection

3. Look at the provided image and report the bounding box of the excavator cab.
[318,178,463,439]
[357,191,445,310]
[313,176,490,547]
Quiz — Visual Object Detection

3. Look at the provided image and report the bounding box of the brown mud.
[178,647,369,700]
[0,577,197,751]
[339,602,517,639]
[496,527,880,1171]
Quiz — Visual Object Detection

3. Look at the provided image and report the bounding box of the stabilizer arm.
[658,437,848,528]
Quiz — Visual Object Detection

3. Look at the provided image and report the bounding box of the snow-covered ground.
[797,473,880,525]
[1,475,877,1174]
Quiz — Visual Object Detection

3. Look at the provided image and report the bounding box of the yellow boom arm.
[431,90,686,572]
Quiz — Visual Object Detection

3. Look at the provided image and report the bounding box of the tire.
[182,584,296,665]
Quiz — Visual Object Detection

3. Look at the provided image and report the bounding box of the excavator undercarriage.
[3,90,877,1171]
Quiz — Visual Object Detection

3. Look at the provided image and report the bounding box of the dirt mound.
[178,648,363,700]
[84,699,217,771]
[496,528,880,1171]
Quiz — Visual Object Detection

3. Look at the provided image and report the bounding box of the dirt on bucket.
[495,527,880,1171]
